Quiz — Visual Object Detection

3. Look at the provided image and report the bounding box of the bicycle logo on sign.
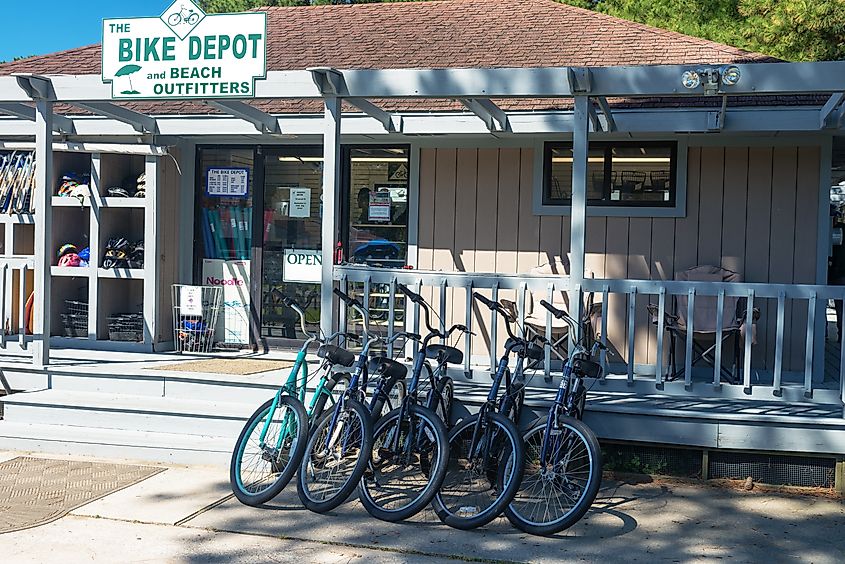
[168,5,200,26]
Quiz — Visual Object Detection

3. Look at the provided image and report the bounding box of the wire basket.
[61,300,88,338]
[171,285,222,353]
[107,312,143,342]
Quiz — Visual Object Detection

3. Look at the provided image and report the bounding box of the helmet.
[58,253,81,267]
[57,244,78,258]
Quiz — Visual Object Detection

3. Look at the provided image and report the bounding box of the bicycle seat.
[317,344,355,367]
[368,356,407,381]
[505,337,545,361]
[424,344,463,365]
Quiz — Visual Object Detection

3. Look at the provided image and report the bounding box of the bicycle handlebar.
[334,287,371,338]
[271,289,313,340]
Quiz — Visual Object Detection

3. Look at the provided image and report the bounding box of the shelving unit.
[1,154,36,338]
[46,149,162,351]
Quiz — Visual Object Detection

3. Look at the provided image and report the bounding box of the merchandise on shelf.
[57,172,91,200]
[57,243,84,267]
[0,151,36,214]
[102,237,144,269]
[61,300,88,338]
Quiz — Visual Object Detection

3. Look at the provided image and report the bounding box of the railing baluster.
[714,290,725,388]
[627,288,636,385]
[743,289,754,394]
[517,282,527,339]
[464,281,473,378]
[600,285,609,380]
[656,286,666,388]
[545,283,554,382]
[439,278,447,343]
[490,283,499,375]
[803,293,815,399]
[840,293,845,416]
[339,274,348,336]
[19,265,26,349]
[773,291,785,397]
[0,263,7,349]
[685,288,695,390]
[413,280,422,357]
[387,277,396,357]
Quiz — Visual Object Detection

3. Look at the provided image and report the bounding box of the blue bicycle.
[229,294,357,506]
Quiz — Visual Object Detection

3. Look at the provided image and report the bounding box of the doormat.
[0,456,164,533]
[151,358,294,375]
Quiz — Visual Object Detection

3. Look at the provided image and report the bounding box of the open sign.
[283,249,322,283]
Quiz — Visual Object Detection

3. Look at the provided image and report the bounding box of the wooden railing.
[334,265,845,414]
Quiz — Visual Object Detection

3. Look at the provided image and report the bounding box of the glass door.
[260,147,323,340]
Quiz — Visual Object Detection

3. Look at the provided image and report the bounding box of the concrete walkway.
[1,450,843,563]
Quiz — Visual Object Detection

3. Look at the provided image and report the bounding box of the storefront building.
[1,0,845,465]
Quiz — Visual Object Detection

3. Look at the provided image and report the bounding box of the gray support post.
[32,99,53,367]
[570,95,589,341]
[178,142,196,284]
[143,155,160,348]
[320,97,341,338]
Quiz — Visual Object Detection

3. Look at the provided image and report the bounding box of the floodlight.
[681,70,701,89]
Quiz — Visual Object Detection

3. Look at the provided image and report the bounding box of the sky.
[0,0,173,62]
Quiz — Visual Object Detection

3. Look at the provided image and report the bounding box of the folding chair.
[500,259,601,370]
[648,265,758,384]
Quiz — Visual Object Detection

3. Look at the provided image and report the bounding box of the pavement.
[1,450,844,563]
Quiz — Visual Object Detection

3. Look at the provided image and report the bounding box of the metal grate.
[708,451,836,488]
[602,442,703,478]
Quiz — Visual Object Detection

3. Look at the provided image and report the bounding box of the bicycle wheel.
[432,411,525,530]
[310,373,351,423]
[371,377,406,419]
[167,13,181,25]
[432,376,454,427]
[359,404,449,522]
[505,416,602,536]
[297,398,373,513]
[230,395,308,506]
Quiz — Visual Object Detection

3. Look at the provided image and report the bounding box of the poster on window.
[206,167,249,197]
[202,259,251,345]
[288,187,311,218]
[368,190,392,222]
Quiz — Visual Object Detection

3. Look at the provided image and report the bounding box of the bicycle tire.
[432,411,525,530]
[505,415,602,536]
[230,395,308,506]
[359,404,449,522]
[310,372,351,423]
[297,398,373,513]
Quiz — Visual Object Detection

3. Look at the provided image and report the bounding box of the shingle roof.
[0,0,781,116]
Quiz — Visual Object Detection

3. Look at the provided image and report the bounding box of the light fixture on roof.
[681,70,701,90]
[721,66,741,86]
[681,66,741,95]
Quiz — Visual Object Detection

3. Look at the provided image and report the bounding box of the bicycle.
[229,294,357,506]
[297,288,411,513]
[431,291,538,530]
[168,5,200,26]
[398,283,466,427]
[504,299,604,536]
[357,284,470,522]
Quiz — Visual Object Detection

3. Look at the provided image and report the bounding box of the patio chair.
[647,265,759,385]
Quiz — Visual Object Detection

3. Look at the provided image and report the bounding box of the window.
[543,141,677,207]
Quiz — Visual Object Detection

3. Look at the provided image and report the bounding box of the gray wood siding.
[416,145,823,371]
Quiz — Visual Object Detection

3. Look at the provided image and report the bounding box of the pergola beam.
[594,96,617,132]
[820,93,845,129]
[346,97,401,132]
[458,98,509,132]
[71,102,157,134]
[0,102,75,134]
[206,100,279,133]
[4,61,845,104]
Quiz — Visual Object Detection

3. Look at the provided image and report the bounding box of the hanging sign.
[206,168,249,197]
[202,259,251,345]
[180,285,204,317]
[288,187,311,218]
[368,191,392,222]
[283,249,322,283]
[102,0,267,99]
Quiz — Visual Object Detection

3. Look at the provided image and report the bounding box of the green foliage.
[559,0,845,61]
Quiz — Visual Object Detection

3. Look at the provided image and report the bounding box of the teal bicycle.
[230,293,358,506]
